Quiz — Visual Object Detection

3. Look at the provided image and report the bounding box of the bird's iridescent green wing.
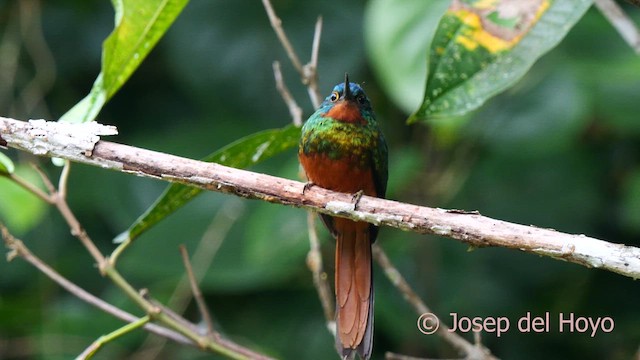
[373,130,388,199]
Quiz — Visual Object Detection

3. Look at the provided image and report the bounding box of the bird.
[299,74,388,359]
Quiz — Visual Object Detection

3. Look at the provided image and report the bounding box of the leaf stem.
[76,316,151,360]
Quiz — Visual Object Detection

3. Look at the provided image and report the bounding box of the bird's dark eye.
[356,95,366,105]
[330,91,340,102]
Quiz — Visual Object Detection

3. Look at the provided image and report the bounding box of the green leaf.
[0,166,47,233]
[59,0,188,123]
[115,125,301,243]
[0,152,15,175]
[364,0,450,114]
[409,0,593,123]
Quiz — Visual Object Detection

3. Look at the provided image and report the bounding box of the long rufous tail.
[334,218,374,360]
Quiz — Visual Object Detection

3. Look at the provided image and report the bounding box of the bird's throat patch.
[325,102,365,124]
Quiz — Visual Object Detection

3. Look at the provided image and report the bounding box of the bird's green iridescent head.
[318,74,374,123]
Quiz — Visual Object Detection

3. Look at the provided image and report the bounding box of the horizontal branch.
[2,117,639,279]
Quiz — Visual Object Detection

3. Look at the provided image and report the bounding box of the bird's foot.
[351,190,365,210]
[303,181,316,194]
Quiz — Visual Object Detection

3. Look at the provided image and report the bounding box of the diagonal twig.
[262,0,323,107]
[595,0,640,54]
[0,223,193,346]
[261,0,304,74]
[373,244,496,360]
[132,199,244,360]
[306,211,335,323]
[77,316,151,360]
[179,245,215,337]
[30,162,107,269]
[6,169,51,202]
[305,16,323,107]
[272,61,303,127]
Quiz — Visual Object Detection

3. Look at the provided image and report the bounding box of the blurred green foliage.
[1,1,639,360]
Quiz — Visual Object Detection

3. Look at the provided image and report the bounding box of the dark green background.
[0,1,639,359]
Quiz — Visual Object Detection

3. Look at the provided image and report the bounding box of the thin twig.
[169,201,243,314]
[262,0,323,107]
[372,244,496,360]
[305,212,335,323]
[595,0,640,54]
[179,245,215,337]
[58,160,71,199]
[30,162,107,269]
[131,200,243,359]
[55,181,107,270]
[272,61,303,126]
[102,266,264,359]
[7,171,51,202]
[306,16,323,108]
[0,223,193,346]
[30,162,55,194]
[261,0,304,74]
[142,291,273,360]
[309,16,322,83]
[77,316,151,360]
[142,292,200,335]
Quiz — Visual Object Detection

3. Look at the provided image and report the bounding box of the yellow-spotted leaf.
[409,0,593,123]
[60,0,188,123]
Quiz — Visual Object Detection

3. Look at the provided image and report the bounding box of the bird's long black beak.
[343,73,352,100]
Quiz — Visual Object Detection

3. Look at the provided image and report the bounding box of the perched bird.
[299,74,388,359]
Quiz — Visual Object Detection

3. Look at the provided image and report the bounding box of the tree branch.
[1,116,639,280]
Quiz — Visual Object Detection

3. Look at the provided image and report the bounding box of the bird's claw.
[303,181,316,194]
[351,190,364,210]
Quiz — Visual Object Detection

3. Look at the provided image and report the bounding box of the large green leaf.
[115,125,301,243]
[364,0,450,114]
[409,0,593,123]
[59,0,188,123]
